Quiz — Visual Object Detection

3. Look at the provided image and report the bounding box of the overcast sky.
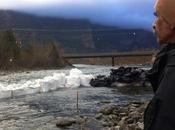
[0,0,156,30]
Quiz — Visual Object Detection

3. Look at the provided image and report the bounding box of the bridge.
[63,51,155,66]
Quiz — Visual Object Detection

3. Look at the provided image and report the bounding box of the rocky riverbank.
[56,101,149,130]
[96,101,149,130]
[90,66,151,88]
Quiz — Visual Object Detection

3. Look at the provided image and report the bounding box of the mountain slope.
[0,10,157,53]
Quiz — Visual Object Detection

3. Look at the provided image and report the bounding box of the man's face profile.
[153,0,175,44]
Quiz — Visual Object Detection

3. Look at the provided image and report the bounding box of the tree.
[0,30,21,68]
[48,42,60,67]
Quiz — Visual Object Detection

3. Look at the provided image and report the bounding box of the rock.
[129,107,136,112]
[115,126,121,130]
[95,113,103,120]
[56,117,76,127]
[130,103,141,108]
[107,121,115,127]
[137,122,144,129]
[126,117,134,124]
[109,114,118,120]
[129,111,141,121]
[102,121,109,127]
[99,106,116,115]
[118,117,126,127]
[128,124,137,130]
[119,112,127,117]
[113,109,120,115]
[90,75,112,87]
[90,66,150,90]
[96,101,149,130]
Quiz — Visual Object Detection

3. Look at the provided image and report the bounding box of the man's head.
[153,0,175,44]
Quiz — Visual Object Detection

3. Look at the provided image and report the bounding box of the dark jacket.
[144,44,175,130]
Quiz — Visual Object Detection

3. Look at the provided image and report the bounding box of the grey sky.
[0,0,156,30]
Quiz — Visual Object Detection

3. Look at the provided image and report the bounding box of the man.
[144,0,175,130]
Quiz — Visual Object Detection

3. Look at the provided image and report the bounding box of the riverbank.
[0,65,73,76]
[55,101,149,130]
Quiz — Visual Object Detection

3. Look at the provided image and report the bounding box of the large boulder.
[56,117,76,127]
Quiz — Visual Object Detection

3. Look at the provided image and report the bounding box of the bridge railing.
[63,51,156,66]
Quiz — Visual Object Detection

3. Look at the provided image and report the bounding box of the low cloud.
[0,0,156,30]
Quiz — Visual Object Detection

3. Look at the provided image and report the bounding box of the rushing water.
[0,64,153,130]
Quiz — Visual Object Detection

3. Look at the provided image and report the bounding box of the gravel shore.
[56,101,149,130]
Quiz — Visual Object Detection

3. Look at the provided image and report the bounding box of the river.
[0,64,153,130]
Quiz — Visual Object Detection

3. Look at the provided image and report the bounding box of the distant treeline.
[0,30,68,70]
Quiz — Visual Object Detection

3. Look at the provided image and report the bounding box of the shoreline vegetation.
[0,30,71,71]
[0,30,154,71]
